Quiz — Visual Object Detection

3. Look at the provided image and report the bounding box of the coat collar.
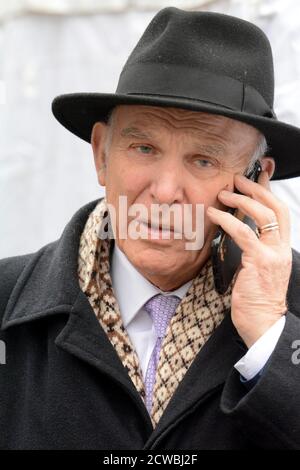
[1,198,102,330]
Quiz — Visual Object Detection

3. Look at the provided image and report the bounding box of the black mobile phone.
[211,160,262,294]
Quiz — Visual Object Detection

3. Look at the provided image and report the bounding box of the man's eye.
[134,145,153,154]
[194,158,214,168]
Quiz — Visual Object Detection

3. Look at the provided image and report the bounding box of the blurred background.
[0,0,299,258]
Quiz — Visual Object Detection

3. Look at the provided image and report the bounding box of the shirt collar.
[110,243,193,328]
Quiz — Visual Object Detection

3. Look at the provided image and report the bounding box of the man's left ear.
[261,156,275,179]
[91,122,108,187]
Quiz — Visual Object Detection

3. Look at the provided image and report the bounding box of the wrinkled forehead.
[111,104,261,148]
[113,105,259,140]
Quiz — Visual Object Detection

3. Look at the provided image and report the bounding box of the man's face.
[92,105,265,290]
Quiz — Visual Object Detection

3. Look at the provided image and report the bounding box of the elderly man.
[1,7,300,450]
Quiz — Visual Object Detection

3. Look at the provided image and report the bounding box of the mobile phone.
[211,160,262,294]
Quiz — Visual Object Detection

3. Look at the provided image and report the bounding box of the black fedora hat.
[52,7,300,181]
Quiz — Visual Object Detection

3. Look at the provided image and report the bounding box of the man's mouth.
[137,219,180,234]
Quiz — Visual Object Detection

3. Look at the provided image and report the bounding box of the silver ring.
[258,221,280,235]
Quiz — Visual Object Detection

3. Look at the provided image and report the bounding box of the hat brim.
[52,92,300,181]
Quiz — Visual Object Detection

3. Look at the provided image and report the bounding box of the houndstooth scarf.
[78,198,233,428]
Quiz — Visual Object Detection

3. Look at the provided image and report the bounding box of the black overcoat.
[1,199,300,449]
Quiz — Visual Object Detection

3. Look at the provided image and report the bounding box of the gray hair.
[246,133,268,174]
[104,108,116,157]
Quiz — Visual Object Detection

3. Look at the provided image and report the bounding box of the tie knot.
[144,294,181,338]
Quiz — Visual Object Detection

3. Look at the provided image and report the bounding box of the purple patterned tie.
[144,294,181,414]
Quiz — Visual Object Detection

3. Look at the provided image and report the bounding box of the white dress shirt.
[110,244,285,382]
[110,244,193,380]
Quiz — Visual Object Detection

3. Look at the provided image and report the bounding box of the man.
[1,7,300,449]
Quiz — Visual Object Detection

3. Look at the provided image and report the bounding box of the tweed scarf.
[78,198,233,427]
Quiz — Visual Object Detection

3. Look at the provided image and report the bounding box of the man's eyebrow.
[120,127,226,156]
[120,126,153,139]
[192,143,225,157]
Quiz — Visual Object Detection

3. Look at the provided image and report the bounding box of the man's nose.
[149,163,184,205]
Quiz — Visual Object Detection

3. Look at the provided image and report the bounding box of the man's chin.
[122,243,173,267]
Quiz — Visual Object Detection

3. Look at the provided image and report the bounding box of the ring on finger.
[257,221,280,235]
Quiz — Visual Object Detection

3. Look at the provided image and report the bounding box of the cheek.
[188,178,232,233]
[106,153,149,196]
[104,160,151,221]
[188,184,223,212]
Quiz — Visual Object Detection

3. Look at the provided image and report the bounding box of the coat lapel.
[53,287,245,448]
[55,289,154,431]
